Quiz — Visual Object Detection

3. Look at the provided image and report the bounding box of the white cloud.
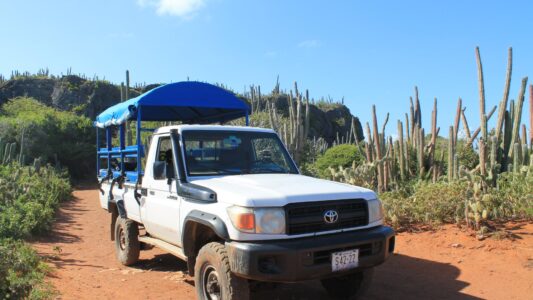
[298,39,321,48]
[137,0,205,18]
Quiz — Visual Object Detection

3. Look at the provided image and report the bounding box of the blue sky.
[1,0,532,135]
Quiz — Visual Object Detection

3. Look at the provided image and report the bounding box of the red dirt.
[33,188,533,300]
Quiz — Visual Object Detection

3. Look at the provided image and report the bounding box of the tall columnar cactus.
[508,77,528,157]
[447,126,454,181]
[475,47,487,141]
[453,98,461,145]
[0,137,4,163]
[529,84,533,148]
[495,47,513,142]
[397,120,405,180]
[266,82,309,165]
[479,138,487,177]
[372,105,384,192]
[513,143,520,173]
[430,98,438,182]
[461,108,472,140]
[415,127,424,179]
[18,127,25,164]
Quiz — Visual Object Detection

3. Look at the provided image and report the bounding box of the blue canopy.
[94,81,250,128]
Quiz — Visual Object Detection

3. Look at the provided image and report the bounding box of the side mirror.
[178,183,217,202]
[166,162,175,185]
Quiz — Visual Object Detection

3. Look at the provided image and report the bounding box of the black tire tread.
[114,217,140,266]
[195,242,249,300]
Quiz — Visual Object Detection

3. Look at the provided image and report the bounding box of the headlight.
[227,206,285,234]
[367,198,384,223]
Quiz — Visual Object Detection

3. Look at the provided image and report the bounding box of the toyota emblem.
[323,210,339,224]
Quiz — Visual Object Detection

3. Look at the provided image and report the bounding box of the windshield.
[182,130,299,176]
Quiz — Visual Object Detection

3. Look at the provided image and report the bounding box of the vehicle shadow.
[252,253,482,300]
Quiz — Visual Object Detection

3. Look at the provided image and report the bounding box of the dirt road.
[33,187,533,300]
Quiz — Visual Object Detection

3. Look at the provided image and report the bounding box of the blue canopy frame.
[95,81,250,183]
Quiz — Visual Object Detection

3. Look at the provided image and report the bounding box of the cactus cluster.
[328,47,533,196]
[266,82,310,164]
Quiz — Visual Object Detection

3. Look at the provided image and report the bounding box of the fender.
[182,210,229,243]
[182,210,229,276]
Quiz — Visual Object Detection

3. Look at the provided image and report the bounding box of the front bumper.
[226,225,395,282]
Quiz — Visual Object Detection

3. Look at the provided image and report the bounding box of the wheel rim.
[118,227,126,250]
[202,265,221,300]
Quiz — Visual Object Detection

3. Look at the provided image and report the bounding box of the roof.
[154,124,276,135]
[94,81,250,128]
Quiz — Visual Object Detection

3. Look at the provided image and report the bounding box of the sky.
[1,0,532,135]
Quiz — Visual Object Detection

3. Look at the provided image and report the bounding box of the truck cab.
[95,82,394,300]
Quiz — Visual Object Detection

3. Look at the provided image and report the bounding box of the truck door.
[142,135,181,245]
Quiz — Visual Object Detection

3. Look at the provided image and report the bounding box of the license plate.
[331,249,359,272]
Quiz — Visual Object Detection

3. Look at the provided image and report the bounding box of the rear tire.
[114,216,140,266]
[321,268,374,299]
[194,242,250,300]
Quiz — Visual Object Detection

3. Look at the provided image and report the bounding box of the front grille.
[313,243,373,265]
[285,199,368,235]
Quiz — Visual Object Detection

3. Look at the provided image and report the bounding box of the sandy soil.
[32,187,533,300]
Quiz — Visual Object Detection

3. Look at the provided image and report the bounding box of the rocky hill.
[0,74,363,144]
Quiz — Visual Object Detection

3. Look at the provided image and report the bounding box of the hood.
[188,174,376,207]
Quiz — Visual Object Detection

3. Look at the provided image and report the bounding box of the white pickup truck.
[98,124,394,299]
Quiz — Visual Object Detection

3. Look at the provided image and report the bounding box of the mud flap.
[116,199,127,219]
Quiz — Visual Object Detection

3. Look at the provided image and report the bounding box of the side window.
[153,137,173,180]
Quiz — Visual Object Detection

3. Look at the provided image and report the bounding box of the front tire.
[321,268,374,299]
[194,242,250,300]
[114,217,140,266]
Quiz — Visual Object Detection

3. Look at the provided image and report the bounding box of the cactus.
[513,143,520,173]
[453,98,461,145]
[529,84,533,148]
[0,137,4,163]
[479,138,487,177]
[430,98,438,182]
[372,105,384,191]
[397,120,405,180]
[460,108,472,140]
[33,157,42,174]
[448,126,454,182]
[496,47,513,142]
[18,127,25,164]
[475,47,488,141]
[508,77,528,157]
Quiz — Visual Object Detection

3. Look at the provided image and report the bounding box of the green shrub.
[0,163,69,299]
[381,180,470,227]
[0,97,94,179]
[494,172,533,219]
[380,172,533,228]
[0,239,53,299]
[314,144,364,178]
[0,164,71,239]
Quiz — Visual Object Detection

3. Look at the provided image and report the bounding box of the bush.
[0,164,71,239]
[0,239,53,299]
[493,172,533,219]
[0,163,70,299]
[380,172,533,228]
[0,97,95,179]
[314,144,364,178]
[381,180,470,227]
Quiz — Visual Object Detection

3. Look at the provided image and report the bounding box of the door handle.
[149,190,155,196]
[167,195,178,200]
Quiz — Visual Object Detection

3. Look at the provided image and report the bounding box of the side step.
[138,236,187,261]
